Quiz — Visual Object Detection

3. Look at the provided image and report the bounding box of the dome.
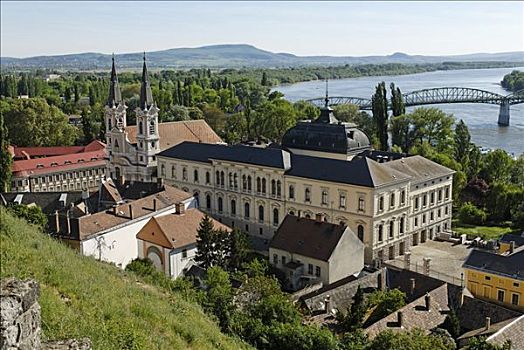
[282,106,371,156]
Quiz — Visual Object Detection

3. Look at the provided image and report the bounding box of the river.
[274,67,524,156]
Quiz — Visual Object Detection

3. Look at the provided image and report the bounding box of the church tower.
[105,55,128,183]
[135,53,160,181]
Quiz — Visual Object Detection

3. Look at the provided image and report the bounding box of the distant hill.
[0,209,250,349]
[1,44,523,70]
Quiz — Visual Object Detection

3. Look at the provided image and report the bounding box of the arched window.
[378,225,383,241]
[277,180,281,197]
[262,178,266,194]
[160,164,165,176]
[218,197,223,213]
[242,175,247,190]
[231,199,236,215]
[399,217,405,234]
[389,221,394,238]
[357,225,364,242]
[108,119,112,130]
[229,173,233,187]
[114,139,119,149]
[271,180,276,195]
[220,171,225,186]
[305,188,311,202]
[206,194,211,210]
[149,120,155,134]
[256,177,261,193]
[289,185,295,199]
[171,165,176,178]
[182,167,187,180]
[138,121,143,134]
[206,171,210,184]
[215,171,220,185]
[289,210,295,216]
[273,208,279,226]
[305,213,311,219]
[247,176,252,191]
[193,192,200,207]
[194,169,199,182]
[258,205,264,222]
[234,173,238,188]
[244,203,250,218]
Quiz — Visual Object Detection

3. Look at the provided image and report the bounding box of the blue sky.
[1,1,523,58]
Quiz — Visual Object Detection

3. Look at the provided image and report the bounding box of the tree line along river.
[274,67,524,156]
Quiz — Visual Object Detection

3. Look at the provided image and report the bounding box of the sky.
[1,1,523,58]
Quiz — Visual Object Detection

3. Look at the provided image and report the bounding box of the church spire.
[139,52,154,110]
[324,78,329,108]
[107,53,122,107]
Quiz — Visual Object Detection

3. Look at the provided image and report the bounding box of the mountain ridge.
[2,44,523,70]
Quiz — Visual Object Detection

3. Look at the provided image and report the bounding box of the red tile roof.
[11,140,105,160]
[12,143,107,177]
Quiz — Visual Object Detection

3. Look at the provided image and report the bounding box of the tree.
[261,71,269,86]
[411,108,455,155]
[371,82,389,151]
[454,119,471,167]
[204,266,234,331]
[458,202,487,225]
[8,204,47,228]
[195,215,216,268]
[2,98,78,147]
[0,112,13,191]
[339,329,369,350]
[337,285,367,331]
[390,83,405,117]
[228,228,250,271]
[480,150,513,184]
[368,329,453,350]
[390,114,415,152]
[441,310,461,339]
[465,337,511,350]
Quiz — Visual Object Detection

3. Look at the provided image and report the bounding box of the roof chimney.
[66,210,71,235]
[485,317,491,331]
[404,251,411,270]
[153,198,157,212]
[315,213,323,222]
[410,278,416,295]
[425,293,431,311]
[509,241,515,254]
[54,210,60,234]
[129,204,133,220]
[324,295,331,314]
[175,202,185,215]
[397,311,403,327]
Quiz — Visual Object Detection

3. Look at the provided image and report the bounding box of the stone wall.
[0,278,91,350]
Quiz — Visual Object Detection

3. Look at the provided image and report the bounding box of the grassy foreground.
[452,220,513,240]
[0,209,250,350]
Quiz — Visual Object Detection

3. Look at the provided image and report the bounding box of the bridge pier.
[498,101,510,126]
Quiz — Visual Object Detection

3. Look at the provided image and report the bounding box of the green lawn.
[452,220,514,240]
[0,209,250,350]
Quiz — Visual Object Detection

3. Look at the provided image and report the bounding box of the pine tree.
[228,228,250,271]
[441,310,461,339]
[454,119,471,167]
[372,82,389,151]
[195,215,216,268]
[390,83,405,117]
[261,72,268,86]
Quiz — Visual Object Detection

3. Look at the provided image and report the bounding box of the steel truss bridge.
[306,87,524,125]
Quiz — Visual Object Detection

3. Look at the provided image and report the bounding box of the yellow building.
[463,248,524,311]
[497,233,524,254]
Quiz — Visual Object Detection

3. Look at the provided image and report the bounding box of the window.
[138,121,143,134]
[271,180,276,196]
[206,195,211,210]
[160,164,165,176]
[357,225,364,242]
[438,189,442,201]
[305,188,311,202]
[423,195,427,207]
[445,206,449,215]
[216,171,220,185]
[282,256,286,265]
[149,120,155,134]
[308,264,313,274]
[273,208,279,226]
[399,217,405,234]
[390,193,395,207]
[151,141,156,149]
[511,293,520,305]
[256,177,261,193]
[258,205,264,222]
[229,173,233,187]
[339,194,346,208]
[182,167,187,181]
[497,290,505,302]
[244,203,250,218]
[514,282,520,287]
[430,211,434,221]
[422,214,426,224]
[247,176,252,191]
[194,169,199,182]
[242,175,247,190]
[218,197,223,213]
[378,225,383,242]
[315,266,321,277]
[438,209,441,218]
[485,276,491,281]
[206,171,210,184]
[415,197,419,210]
[231,200,236,215]
[389,221,394,238]
[277,180,281,197]
[430,192,435,205]
[262,178,266,194]
[322,190,328,205]
[358,197,365,211]
[273,254,278,264]
[401,190,406,205]
[289,185,295,199]
[379,196,384,211]
[182,249,187,258]
[220,171,225,186]
[445,187,450,199]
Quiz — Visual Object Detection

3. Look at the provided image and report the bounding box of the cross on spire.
[324,78,329,108]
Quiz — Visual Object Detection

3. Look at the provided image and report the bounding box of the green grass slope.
[0,209,250,350]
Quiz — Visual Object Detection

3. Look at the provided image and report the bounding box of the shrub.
[458,202,487,225]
